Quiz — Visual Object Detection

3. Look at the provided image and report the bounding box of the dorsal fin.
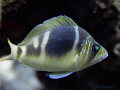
[18,15,78,46]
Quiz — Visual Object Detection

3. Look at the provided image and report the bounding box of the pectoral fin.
[46,72,73,79]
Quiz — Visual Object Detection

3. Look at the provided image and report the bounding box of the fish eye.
[92,43,100,54]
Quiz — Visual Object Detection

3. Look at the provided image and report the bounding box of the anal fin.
[46,72,73,79]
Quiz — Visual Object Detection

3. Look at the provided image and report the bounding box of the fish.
[0,15,108,79]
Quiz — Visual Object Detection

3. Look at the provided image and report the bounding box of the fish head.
[75,36,108,70]
[83,37,108,67]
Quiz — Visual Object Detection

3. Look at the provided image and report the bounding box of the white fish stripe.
[72,26,79,71]
[73,26,79,49]
[20,46,27,57]
[33,36,39,49]
[41,31,51,57]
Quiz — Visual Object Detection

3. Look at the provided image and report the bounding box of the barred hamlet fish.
[0,15,108,79]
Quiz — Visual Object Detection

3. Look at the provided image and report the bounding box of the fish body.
[0,16,108,79]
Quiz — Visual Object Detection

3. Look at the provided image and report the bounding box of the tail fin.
[0,39,18,61]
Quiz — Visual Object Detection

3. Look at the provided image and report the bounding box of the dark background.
[1,0,120,90]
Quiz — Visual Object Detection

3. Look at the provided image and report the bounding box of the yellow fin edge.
[0,38,15,61]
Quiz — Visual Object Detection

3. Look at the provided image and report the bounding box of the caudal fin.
[0,55,13,61]
[0,39,17,61]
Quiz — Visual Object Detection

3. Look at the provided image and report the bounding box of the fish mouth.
[100,51,108,61]
[89,49,108,65]
[97,49,108,62]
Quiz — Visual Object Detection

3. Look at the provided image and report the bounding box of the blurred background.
[0,0,120,90]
